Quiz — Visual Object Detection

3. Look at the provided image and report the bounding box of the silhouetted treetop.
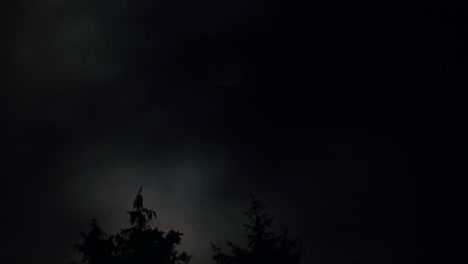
[211,194,303,264]
[72,189,191,264]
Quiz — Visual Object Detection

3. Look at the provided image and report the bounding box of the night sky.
[1,1,466,264]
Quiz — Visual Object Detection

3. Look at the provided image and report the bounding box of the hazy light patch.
[61,137,245,263]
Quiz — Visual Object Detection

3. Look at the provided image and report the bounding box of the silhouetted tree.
[211,194,303,264]
[72,188,191,264]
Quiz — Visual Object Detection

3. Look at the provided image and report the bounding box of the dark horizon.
[1,1,466,264]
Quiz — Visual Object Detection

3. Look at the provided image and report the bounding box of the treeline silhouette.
[70,189,306,264]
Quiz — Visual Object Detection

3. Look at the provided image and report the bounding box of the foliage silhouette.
[71,188,191,264]
[210,194,303,264]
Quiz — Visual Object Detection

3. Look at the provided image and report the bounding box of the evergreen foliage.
[72,188,191,264]
[211,194,303,264]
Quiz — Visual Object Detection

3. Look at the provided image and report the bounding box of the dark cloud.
[1,1,466,264]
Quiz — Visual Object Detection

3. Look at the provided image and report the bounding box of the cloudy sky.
[1,1,466,264]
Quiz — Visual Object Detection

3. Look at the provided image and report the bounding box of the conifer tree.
[72,188,191,264]
[211,194,303,264]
